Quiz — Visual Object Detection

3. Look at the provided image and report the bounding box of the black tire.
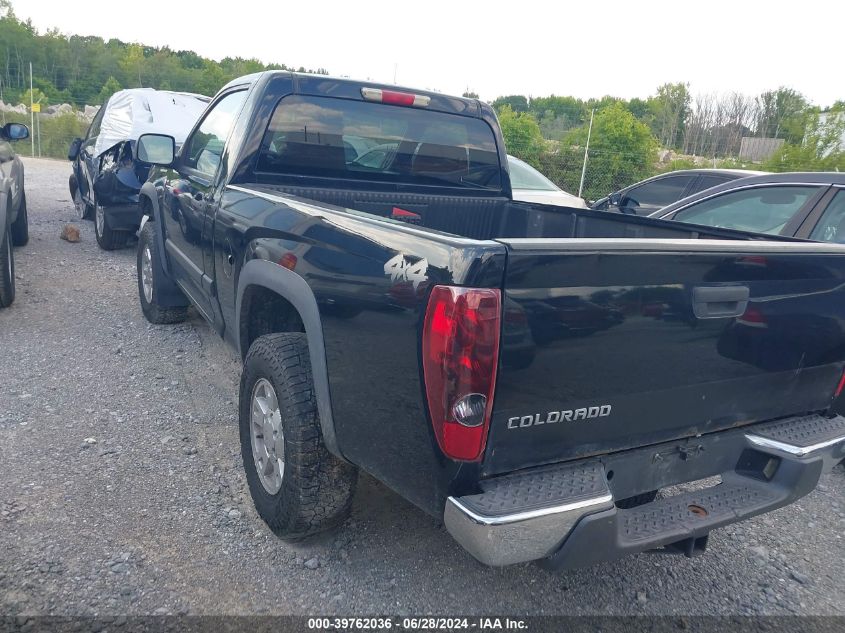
[240,333,358,540]
[0,224,15,308]
[137,222,188,324]
[95,204,127,250]
[69,174,94,221]
[10,191,28,247]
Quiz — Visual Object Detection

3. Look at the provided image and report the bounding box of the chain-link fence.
[1,110,90,161]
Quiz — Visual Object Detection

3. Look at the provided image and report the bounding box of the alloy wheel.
[250,378,285,495]
[141,246,154,304]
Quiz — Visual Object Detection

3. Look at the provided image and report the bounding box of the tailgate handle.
[693,286,749,319]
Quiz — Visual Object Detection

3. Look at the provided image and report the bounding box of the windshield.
[256,95,502,190]
[507,156,560,191]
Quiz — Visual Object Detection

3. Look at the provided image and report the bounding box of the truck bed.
[229,182,845,499]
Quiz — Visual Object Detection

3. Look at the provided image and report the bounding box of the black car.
[649,172,845,241]
[592,168,766,215]
[0,122,30,309]
[68,89,208,250]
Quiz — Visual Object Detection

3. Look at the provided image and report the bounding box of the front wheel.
[10,191,28,247]
[95,203,127,250]
[240,333,358,540]
[137,222,187,324]
[0,224,15,308]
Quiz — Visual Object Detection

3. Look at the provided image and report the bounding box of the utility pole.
[29,62,35,157]
[36,98,42,157]
[578,108,595,199]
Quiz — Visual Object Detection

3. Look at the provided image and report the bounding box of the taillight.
[422,286,501,461]
[279,253,298,270]
[360,87,431,107]
[738,304,767,328]
[834,369,845,399]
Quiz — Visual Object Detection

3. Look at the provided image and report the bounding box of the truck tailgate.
[485,238,845,475]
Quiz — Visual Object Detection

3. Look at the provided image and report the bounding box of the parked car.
[68,89,209,250]
[508,155,586,208]
[592,168,767,215]
[0,122,30,308]
[135,71,845,569]
[649,172,845,241]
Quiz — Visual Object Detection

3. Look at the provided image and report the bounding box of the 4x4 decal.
[384,253,428,290]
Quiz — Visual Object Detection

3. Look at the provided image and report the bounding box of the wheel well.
[240,285,306,358]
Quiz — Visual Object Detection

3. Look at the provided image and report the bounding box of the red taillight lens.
[422,286,501,461]
[740,305,766,323]
[834,369,845,399]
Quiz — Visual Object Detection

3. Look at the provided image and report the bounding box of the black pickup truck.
[134,71,845,569]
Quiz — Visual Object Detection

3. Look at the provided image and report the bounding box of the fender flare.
[138,182,189,308]
[236,258,344,461]
[139,182,171,276]
[0,180,12,230]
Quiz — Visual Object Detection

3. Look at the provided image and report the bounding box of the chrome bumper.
[444,492,613,566]
[445,414,845,568]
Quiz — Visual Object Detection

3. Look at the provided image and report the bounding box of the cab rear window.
[256,95,501,190]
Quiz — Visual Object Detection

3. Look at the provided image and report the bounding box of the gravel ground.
[0,157,843,617]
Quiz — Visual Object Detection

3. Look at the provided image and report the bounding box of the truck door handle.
[692,286,749,319]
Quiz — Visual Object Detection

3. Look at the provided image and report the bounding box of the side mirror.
[68,138,82,162]
[137,133,176,166]
[1,122,29,141]
[618,195,640,215]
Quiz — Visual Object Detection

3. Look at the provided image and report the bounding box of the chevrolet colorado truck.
[134,71,845,568]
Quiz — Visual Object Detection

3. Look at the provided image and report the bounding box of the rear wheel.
[10,191,28,247]
[95,203,127,250]
[0,224,15,308]
[70,175,94,221]
[137,222,187,324]
[240,333,358,540]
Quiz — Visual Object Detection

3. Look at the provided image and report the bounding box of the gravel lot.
[1,157,843,617]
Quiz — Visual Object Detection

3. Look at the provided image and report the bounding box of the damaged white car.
[68,89,209,250]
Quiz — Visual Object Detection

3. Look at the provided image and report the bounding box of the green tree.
[119,44,145,87]
[21,87,48,108]
[754,87,809,143]
[565,102,658,201]
[462,90,479,99]
[497,105,545,166]
[492,95,529,113]
[764,104,845,172]
[647,82,690,149]
[96,76,122,104]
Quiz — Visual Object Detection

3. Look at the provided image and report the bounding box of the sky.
[14,0,845,107]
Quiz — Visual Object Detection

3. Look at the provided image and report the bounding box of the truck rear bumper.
[444,414,845,567]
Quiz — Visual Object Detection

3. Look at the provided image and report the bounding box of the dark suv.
[592,169,767,215]
[1,122,30,309]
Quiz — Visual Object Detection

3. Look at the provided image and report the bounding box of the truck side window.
[183,90,247,176]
